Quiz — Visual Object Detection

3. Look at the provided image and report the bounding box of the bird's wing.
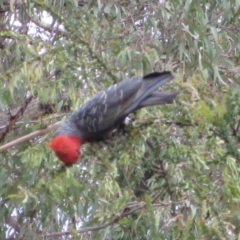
[73,76,142,133]
[72,71,173,136]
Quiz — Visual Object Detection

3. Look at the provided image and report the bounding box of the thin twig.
[0,114,66,130]
[0,96,33,143]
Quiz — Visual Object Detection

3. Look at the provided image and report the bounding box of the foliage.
[0,0,240,239]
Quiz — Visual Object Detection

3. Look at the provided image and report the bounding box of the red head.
[48,135,82,166]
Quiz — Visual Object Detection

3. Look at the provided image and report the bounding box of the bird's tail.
[120,71,177,118]
[138,92,179,108]
[136,71,173,102]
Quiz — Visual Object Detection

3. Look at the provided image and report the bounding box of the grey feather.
[137,92,179,108]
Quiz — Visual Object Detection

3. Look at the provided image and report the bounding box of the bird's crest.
[48,135,81,165]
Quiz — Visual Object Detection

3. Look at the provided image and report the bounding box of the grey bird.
[49,71,178,165]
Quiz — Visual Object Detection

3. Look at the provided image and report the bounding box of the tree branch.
[40,197,187,238]
[0,121,61,152]
[40,204,144,238]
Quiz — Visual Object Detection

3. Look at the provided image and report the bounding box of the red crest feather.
[48,135,81,166]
